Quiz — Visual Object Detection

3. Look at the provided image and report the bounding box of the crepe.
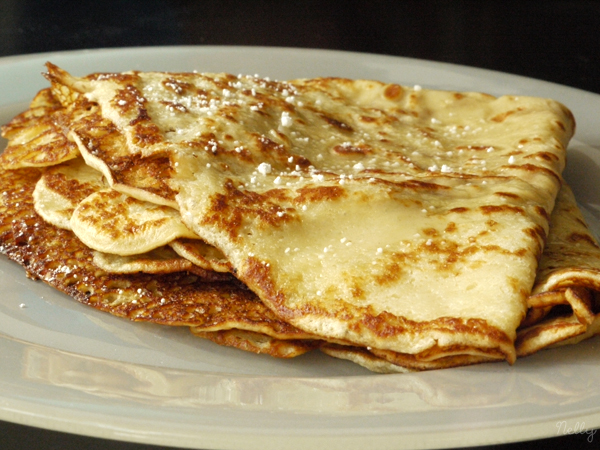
[44,65,178,208]
[0,88,79,169]
[30,142,600,369]
[33,156,198,256]
[90,247,230,280]
[322,183,600,372]
[516,184,600,356]
[43,64,574,367]
[6,63,600,374]
[32,156,231,278]
[33,157,106,229]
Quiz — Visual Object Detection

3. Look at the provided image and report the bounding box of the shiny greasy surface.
[317,183,600,370]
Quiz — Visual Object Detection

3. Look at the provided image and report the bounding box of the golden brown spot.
[203,180,296,239]
[494,192,521,200]
[114,84,143,114]
[455,145,494,151]
[360,116,377,123]
[332,143,373,155]
[373,259,404,286]
[445,222,457,233]
[490,108,524,123]
[262,188,293,203]
[395,179,449,192]
[384,84,403,100]
[319,113,354,132]
[43,172,99,205]
[162,77,193,95]
[253,134,291,161]
[480,205,525,215]
[351,284,366,299]
[161,101,188,113]
[392,108,419,118]
[418,127,436,139]
[524,225,547,243]
[510,163,561,183]
[523,152,560,162]
[568,232,600,248]
[422,228,439,237]
[112,85,162,146]
[534,206,550,221]
[293,185,347,204]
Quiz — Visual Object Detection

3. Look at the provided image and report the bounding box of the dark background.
[1,0,599,95]
[1,1,599,449]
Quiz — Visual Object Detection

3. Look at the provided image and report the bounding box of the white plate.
[1,46,600,450]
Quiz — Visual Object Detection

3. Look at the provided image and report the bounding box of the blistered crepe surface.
[50,67,575,362]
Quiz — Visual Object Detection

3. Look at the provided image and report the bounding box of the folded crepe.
[3,63,600,373]
[517,183,600,356]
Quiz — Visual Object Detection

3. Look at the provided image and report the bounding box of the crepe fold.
[1,63,599,373]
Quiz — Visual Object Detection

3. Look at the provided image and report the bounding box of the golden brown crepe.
[32,156,230,277]
[43,64,574,367]
[0,88,79,168]
[4,64,600,374]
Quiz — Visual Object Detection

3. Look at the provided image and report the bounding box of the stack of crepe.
[1,62,600,373]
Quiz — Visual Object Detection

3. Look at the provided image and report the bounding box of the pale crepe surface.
[33,157,106,230]
[322,185,600,372]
